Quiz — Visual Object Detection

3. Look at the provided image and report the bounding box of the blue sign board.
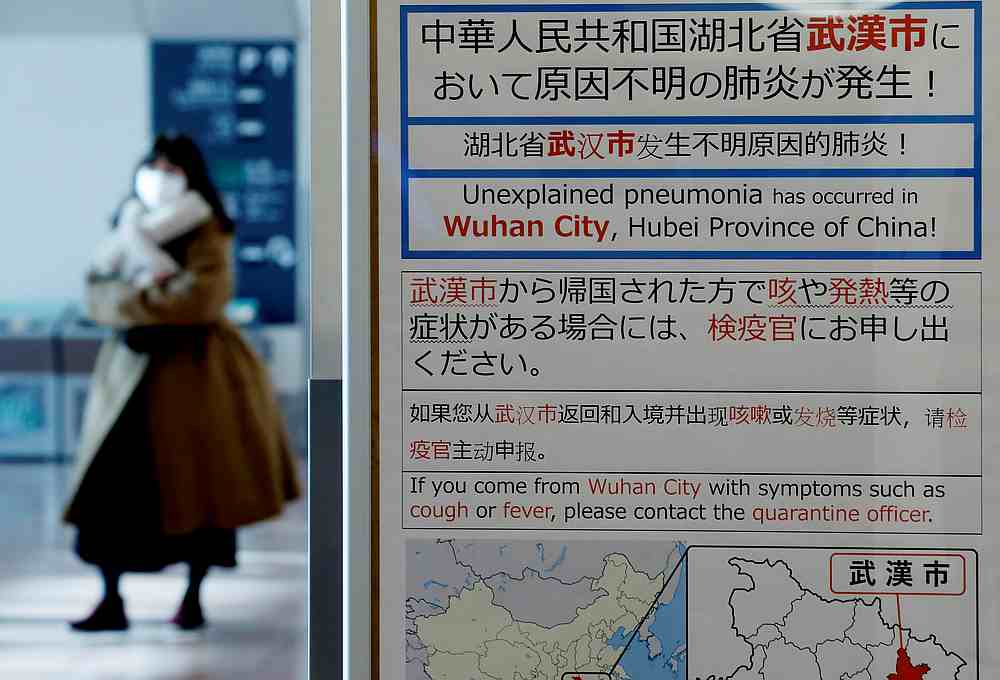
[152,41,297,323]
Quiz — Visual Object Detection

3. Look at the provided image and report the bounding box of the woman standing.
[64,134,301,632]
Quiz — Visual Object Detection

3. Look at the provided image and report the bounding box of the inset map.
[687,547,976,680]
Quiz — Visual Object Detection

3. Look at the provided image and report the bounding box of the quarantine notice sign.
[371,2,992,679]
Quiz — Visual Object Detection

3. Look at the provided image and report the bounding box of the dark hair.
[113,133,235,233]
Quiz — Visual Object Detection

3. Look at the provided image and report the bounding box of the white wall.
[0,35,149,306]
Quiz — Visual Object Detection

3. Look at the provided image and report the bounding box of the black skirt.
[72,371,237,572]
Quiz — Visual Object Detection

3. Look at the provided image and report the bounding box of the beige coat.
[64,220,300,535]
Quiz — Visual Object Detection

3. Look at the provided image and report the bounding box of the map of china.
[412,552,664,679]
[721,558,966,680]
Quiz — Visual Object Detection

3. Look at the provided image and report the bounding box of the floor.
[0,461,308,679]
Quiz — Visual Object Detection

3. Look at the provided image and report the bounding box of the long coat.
[64,219,300,535]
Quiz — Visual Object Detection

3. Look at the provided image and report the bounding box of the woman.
[64,134,301,632]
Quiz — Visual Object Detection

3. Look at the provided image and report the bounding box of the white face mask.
[134,166,187,209]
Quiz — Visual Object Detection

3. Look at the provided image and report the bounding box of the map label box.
[830,552,967,597]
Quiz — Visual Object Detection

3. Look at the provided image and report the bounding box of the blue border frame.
[400,1,982,260]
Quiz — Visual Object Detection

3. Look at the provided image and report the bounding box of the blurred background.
[0,1,311,677]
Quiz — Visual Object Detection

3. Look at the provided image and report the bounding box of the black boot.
[70,595,129,632]
[171,596,206,631]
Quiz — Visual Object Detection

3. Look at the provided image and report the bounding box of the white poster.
[374,2,992,679]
